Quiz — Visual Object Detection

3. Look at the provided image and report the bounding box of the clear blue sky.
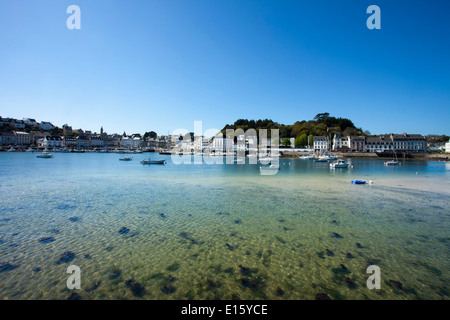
[0,0,449,136]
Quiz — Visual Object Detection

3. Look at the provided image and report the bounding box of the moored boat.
[36,152,53,159]
[259,164,279,172]
[299,154,316,159]
[330,160,349,168]
[384,160,401,166]
[141,156,166,165]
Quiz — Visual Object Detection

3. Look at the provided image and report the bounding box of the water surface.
[0,153,449,300]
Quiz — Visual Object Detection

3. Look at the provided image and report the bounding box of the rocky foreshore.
[281,150,449,161]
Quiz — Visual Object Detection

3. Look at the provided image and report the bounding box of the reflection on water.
[0,153,449,300]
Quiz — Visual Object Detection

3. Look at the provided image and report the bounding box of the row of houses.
[313,133,428,153]
[0,117,54,131]
[0,130,175,150]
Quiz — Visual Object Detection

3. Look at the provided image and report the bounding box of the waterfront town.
[0,116,449,156]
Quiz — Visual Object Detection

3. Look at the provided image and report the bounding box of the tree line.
[221,113,366,147]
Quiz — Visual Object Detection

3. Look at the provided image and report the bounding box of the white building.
[121,135,142,149]
[390,133,427,153]
[23,118,37,126]
[13,120,25,129]
[43,136,64,148]
[40,121,54,131]
[211,136,233,153]
[445,139,450,153]
[332,133,349,151]
[314,136,329,152]
[90,136,105,148]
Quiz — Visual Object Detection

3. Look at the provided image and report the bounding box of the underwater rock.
[125,279,145,297]
[234,220,241,224]
[275,236,286,244]
[179,232,198,244]
[346,253,354,259]
[345,277,357,289]
[108,268,122,280]
[38,237,55,243]
[340,264,348,271]
[55,251,75,264]
[32,267,41,272]
[325,249,334,256]
[166,263,180,272]
[0,262,17,273]
[123,231,140,239]
[159,213,167,218]
[86,281,101,292]
[315,293,331,300]
[206,279,222,291]
[225,243,234,250]
[356,242,363,248]
[118,227,130,235]
[68,217,81,222]
[389,280,403,290]
[238,265,257,276]
[331,220,338,224]
[332,232,343,239]
[275,287,285,296]
[161,285,177,294]
[240,277,264,291]
[67,292,82,300]
[84,254,92,259]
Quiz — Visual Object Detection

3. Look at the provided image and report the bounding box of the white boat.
[314,156,330,162]
[259,157,275,165]
[26,148,34,152]
[299,154,316,160]
[7,147,16,152]
[385,148,401,166]
[384,160,401,166]
[36,152,53,159]
[259,164,280,172]
[330,160,349,168]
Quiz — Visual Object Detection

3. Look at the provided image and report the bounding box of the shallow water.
[0,153,449,300]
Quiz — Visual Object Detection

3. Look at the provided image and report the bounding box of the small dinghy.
[141,158,166,165]
[351,180,366,184]
[119,157,133,161]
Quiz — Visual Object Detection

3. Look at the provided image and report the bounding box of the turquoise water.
[0,152,449,300]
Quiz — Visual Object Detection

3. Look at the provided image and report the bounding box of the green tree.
[295,134,308,147]
[308,134,314,147]
[282,138,291,147]
[144,131,158,139]
[314,112,330,122]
